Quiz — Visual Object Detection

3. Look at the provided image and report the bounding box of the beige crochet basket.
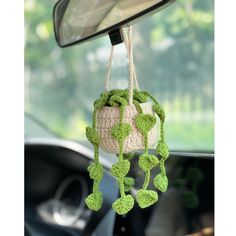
[96,102,158,153]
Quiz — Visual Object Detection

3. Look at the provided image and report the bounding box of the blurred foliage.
[25,0,214,151]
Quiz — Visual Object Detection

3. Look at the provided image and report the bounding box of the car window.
[25,0,214,152]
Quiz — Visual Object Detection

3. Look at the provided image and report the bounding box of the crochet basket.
[96,102,158,153]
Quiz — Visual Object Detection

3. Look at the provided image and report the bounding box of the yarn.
[86,127,100,146]
[135,110,159,208]
[135,114,156,135]
[94,92,109,110]
[152,103,165,122]
[85,124,104,211]
[88,163,103,181]
[85,191,103,211]
[109,95,128,107]
[138,154,159,171]
[111,160,130,178]
[156,141,169,160]
[112,194,134,215]
[133,89,148,103]
[153,99,169,193]
[124,177,135,192]
[110,123,132,143]
[153,173,168,193]
[136,189,158,208]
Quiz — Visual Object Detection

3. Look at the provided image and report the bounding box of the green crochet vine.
[85,89,169,215]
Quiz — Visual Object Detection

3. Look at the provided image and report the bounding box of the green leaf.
[87,163,103,181]
[135,114,156,134]
[112,194,134,215]
[94,92,109,110]
[85,191,103,211]
[109,95,128,107]
[124,177,135,192]
[136,189,158,208]
[154,173,168,192]
[86,127,100,146]
[139,154,159,171]
[152,104,165,122]
[133,90,148,103]
[110,123,132,142]
[156,141,169,160]
[110,160,130,178]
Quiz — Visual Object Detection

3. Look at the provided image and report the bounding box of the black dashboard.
[25,139,214,236]
[25,139,118,236]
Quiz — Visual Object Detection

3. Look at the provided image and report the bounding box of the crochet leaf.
[112,194,134,215]
[86,127,100,146]
[108,89,125,97]
[139,154,159,171]
[133,89,148,103]
[111,123,132,142]
[85,191,103,211]
[154,173,168,192]
[110,160,130,178]
[88,163,103,181]
[136,189,158,208]
[156,141,169,160]
[124,177,135,192]
[109,89,129,100]
[135,114,156,134]
[152,104,165,122]
[109,95,128,107]
[94,93,109,110]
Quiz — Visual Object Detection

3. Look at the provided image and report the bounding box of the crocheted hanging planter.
[85,28,169,215]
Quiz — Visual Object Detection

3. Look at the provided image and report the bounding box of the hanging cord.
[105,45,114,92]
[104,26,139,103]
[126,27,134,105]
[122,27,140,91]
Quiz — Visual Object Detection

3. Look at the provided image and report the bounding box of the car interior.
[25,0,214,235]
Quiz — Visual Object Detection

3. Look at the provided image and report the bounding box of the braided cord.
[105,45,114,92]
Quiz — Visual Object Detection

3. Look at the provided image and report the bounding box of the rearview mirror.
[53,0,175,47]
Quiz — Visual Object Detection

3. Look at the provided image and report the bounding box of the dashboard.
[25,138,214,236]
[25,139,118,236]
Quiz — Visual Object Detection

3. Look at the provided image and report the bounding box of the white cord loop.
[122,27,139,90]
[105,26,139,105]
[105,45,114,92]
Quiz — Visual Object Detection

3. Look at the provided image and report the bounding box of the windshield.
[25,0,214,152]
